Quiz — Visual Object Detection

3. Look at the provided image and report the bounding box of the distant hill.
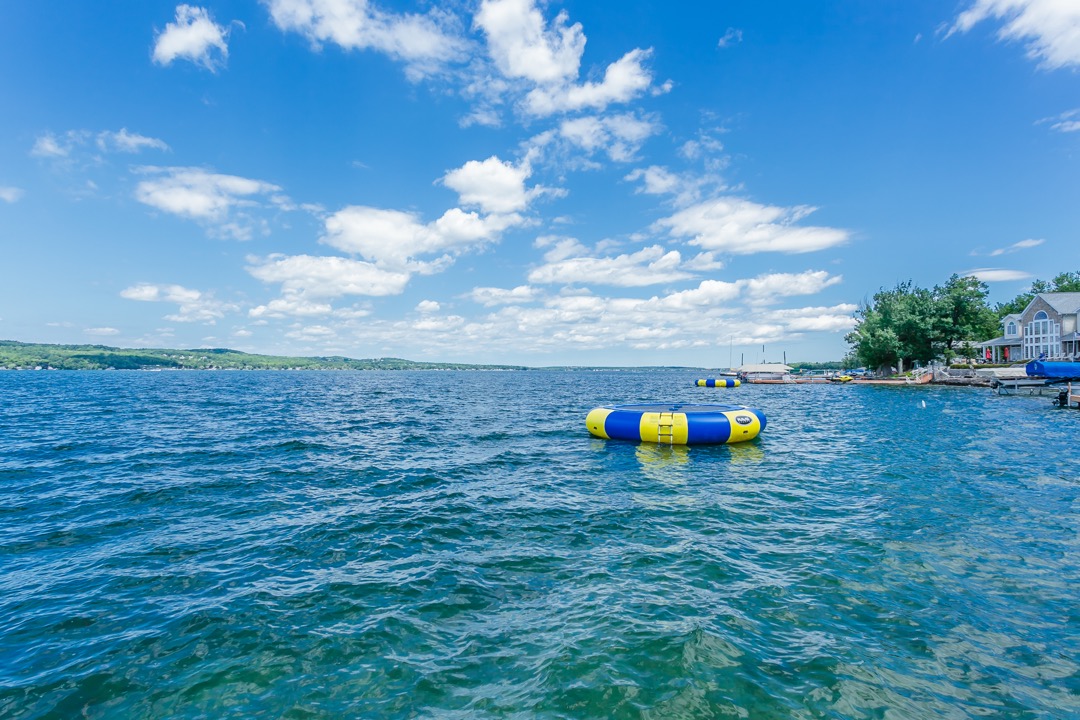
[0,341,529,371]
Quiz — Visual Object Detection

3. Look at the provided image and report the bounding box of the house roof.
[1034,292,1080,315]
[979,336,1022,348]
[737,363,793,373]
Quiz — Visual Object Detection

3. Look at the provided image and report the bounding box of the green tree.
[846,282,936,372]
[932,274,998,357]
[995,270,1080,317]
[1049,270,1080,293]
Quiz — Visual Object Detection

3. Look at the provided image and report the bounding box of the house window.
[1025,311,1060,359]
[1006,321,1016,336]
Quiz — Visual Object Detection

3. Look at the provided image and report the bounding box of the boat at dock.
[988,361,1080,401]
[1021,361,1080,407]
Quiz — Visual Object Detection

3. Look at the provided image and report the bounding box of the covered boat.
[1025,361,1080,381]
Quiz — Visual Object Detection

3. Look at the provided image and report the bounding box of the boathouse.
[979,292,1080,363]
[736,363,794,383]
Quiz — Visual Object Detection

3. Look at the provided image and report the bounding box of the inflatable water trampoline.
[586,403,766,445]
[695,378,740,387]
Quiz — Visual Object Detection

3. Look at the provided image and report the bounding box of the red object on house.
[1003,347,1010,361]
[985,348,991,360]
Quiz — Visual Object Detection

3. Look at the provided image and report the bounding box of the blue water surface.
[1,370,1078,719]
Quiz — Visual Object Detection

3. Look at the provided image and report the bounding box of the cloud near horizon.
[962,268,1034,282]
[120,282,238,322]
[247,254,412,299]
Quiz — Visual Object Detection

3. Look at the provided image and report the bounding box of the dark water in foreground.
[1,370,1078,719]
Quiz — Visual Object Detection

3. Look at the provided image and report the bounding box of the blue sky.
[1,1,1078,366]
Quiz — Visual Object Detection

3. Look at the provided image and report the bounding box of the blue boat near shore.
[1025,360,1080,408]
[1025,360,1080,380]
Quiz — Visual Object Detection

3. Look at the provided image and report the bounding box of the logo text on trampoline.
[735,415,752,425]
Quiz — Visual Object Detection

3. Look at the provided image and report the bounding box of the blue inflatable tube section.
[586,403,766,445]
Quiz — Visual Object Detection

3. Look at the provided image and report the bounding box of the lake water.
[1,370,1078,719]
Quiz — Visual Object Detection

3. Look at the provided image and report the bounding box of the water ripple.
[1,371,1078,718]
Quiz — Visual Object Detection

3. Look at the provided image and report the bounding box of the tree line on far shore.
[0,341,528,371]
[845,271,1080,373]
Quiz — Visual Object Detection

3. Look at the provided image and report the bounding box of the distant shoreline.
[0,340,731,372]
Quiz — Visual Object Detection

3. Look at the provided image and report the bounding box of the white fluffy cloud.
[428,277,847,354]
[528,240,693,287]
[557,113,657,162]
[656,197,850,254]
[412,314,466,332]
[84,327,121,336]
[120,282,238,323]
[239,154,548,319]
[480,269,839,312]
[260,267,851,361]
[285,324,338,342]
[265,0,466,79]
[475,0,584,83]
[0,187,23,203]
[317,155,540,269]
[523,48,654,117]
[474,0,654,117]
[743,270,844,303]
[624,165,723,206]
[625,165,681,195]
[948,0,1080,70]
[264,0,655,124]
[467,285,538,306]
[441,155,535,214]
[249,295,335,318]
[135,167,279,220]
[760,304,859,332]
[247,254,412,298]
[321,205,517,269]
[653,280,742,309]
[153,5,229,71]
[134,166,283,240]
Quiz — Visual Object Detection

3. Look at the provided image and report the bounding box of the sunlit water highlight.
[1,370,1078,718]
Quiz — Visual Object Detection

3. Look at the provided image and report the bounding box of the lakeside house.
[979,292,1080,363]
